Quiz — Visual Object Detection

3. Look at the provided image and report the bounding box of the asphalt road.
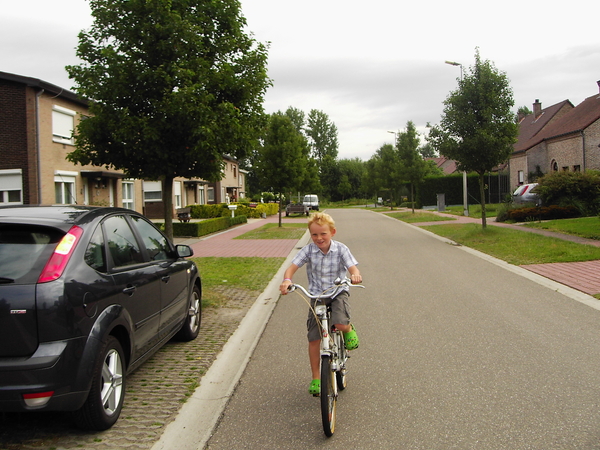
[205,208,600,450]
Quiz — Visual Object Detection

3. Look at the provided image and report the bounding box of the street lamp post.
[444,60,469,217]
[387,130,397,146]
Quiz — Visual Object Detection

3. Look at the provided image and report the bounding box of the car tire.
[73,335,126,430]
[175,284,202,341]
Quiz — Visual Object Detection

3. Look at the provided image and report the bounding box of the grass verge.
[191,256,285,308]
[234,222,307,240]
[420,223,600,265]
[385,211,456,223]
[522,216,600,240]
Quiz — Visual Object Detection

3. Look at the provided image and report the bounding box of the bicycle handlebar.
[287,277,364,300]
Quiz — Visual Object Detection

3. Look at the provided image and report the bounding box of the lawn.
[191,256,285,308]
[385,211,456,223]
[441,203,502,219]
[234,222,307,240]
[522,216,600,240]
[420,223,600,265]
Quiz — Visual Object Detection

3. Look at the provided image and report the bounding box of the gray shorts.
[307,291,351,342]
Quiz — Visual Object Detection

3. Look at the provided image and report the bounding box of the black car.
[0,205,201,430]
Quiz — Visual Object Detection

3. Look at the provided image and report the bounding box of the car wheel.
[175,284,202,341]
[73,336,126,430]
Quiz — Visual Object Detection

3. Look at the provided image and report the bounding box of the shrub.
[171,215,248,237]
[506,205,580,222]
[536,171,600,215]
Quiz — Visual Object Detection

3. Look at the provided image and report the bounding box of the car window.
[84,225,107,272]
[104,215,144,268]
[131,216,172,261]
[0,225,63,284]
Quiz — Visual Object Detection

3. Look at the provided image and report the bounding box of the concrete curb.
[151,229,310,450]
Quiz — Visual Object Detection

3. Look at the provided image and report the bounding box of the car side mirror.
[176,244,193,258]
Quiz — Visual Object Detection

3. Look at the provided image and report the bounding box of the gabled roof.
[517,92,600,152]
[514,100,573,153]
[534,93,600,143]
[0,71,88,107]
[426,156,458,174]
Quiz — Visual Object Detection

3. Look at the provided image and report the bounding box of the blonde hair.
[307,212,335,231]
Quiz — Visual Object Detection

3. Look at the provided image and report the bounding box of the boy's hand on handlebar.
[350,273,362,284]
[280,279,292,295]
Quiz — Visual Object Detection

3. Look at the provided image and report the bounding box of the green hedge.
[188,202,279,219]
[156,215,248,237]
[506,206,580,222]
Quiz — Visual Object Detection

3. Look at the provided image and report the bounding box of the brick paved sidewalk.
[177,216,308,257]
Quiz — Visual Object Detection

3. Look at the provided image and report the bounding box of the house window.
[207,187,214,202]
[122,180,135,210]
[0,169,22,205]
[573,165,581,172]
[143,181,162,201]
[551,161,558,172]
[562,166,569,171]
[54,171,77,204]
[174,181,182,209]
[233,166,237,178]
[517,170,524,184]
[52,106,76,145]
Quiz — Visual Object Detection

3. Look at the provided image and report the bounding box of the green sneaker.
[344,324,359,350]
[309,379,320,396]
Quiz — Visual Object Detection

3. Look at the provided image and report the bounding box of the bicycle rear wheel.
[320,355,337,437]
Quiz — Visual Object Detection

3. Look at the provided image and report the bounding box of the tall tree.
[396,121,428,213]
[306,109,339,162]
[306,109,339,197]
[365,144,403,208]
[66,0,270,239]
[285,106,306,134]
[428,49,518,227]
[253,112,312,226]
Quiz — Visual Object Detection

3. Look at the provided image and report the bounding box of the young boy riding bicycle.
[279,212,362,395]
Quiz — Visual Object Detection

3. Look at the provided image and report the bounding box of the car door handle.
[122,285,137,296]
[161,275,171,283]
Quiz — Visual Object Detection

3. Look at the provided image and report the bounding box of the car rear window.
[0,225,65,284]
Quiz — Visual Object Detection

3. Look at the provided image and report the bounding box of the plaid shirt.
[292,240,358,296]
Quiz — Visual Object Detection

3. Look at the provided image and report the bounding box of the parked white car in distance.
[512,183,541,206]
[303,194,319,211]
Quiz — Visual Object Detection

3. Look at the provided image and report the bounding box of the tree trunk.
[410,182,415,213]
[478,172,487,228]
[278,193,283,227]
[162,175,175,241]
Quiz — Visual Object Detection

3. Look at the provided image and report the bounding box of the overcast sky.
[2,0,599,161]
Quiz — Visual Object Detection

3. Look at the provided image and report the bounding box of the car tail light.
[38,225,84,283]
[23,391,54,407]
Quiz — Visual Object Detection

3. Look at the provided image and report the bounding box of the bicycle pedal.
[312,393,320,398]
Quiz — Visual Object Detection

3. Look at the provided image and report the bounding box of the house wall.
[0,81,37,203]
[585,119,600,170]
[509,153,528,188]
[546,134,583,172]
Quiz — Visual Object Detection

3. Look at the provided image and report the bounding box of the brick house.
[0,71,247,217]
[509,81,600,188]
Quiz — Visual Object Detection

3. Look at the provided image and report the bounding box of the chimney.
[533,99,542,119]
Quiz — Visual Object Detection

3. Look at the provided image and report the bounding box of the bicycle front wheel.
[320,355,337,437]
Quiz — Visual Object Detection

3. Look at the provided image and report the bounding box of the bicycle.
[287,277,365,437]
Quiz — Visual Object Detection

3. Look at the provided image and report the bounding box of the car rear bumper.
[0,338,89,412]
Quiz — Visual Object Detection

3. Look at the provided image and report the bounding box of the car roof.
[0,205,141,229]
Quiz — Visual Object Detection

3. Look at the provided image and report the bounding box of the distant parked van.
[303,194,319,211]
